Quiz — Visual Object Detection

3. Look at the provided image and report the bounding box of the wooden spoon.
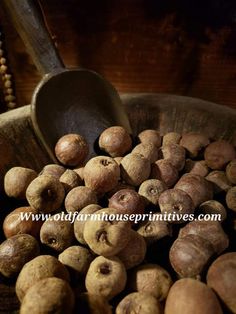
[3,0,131,162]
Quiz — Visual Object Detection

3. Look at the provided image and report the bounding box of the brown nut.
[74,204,102,245]
[159,143,186,171]
[162,132,181,146]
[117,230,146,269]
[206,170,233,194]
[138,129,162,147]
[3,206,43,238]
[84,156,120,194]
[59,169,82,192]
[4,167,37,199]
[169,234,214,278]
[132,143,158,163]
[73,166,84,181]
[158,189,194,223]
[26,175,65,213]
[120,153,151,186]
[165,278,223,314]
[204,140,236,170]
[226,159,236,184]
[138,179,167,206]
[40,214,75,252]
[106,181,135,198]
[150,159,179,187]
[76,293,112,314]
[20,277,75,314]
[207,252,236,314]
[184,159,209,177]
[116,292,162,314]
[39,164,66,179]
[199,200,227,222]
[178,220,229,254]
[16,255,70,301]
[0,234,40,278]
[226,186,236,212]
[55,133,89,167]
[98,126,132,157]
[175,173,213,208]
[65,186,98,213]
[128,264,172,301]
[108,189,145,215]
[180,132,209,158]
[85,256,127,300]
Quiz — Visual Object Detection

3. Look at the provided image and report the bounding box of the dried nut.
[76,293,112,314]
[204,140,236,170]
[59,169,82,192]
[199,200,227,222]
[138,179,167,206]
[132,143,158,163]
[226,186,236,212]
[159,143,186,171]
[39,164,66,179]
[184,159,209,177]
[107,182,135,198]
[226,159,236,184]
[138,129,162,147]
[180,132,209,158]
[206,170,233,194]
[65,186,98,213]
[98,126,132,157]
[162,132,181,146]
[150,159,179,187]
[85,256,127,300]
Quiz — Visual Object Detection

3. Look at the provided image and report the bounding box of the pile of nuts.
[0,126,236,314]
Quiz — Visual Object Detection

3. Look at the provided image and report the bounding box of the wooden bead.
[4,74,12,80]
[0,64,7,74]
[0,57,6,65]
[4,95,15,102]
[4,80,12,88]
[5,88,13,95]
[7,102,16,109]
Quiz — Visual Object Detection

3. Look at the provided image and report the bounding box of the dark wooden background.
[1,0,236,110]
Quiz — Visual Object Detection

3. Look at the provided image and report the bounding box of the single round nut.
[138,129,162,147]
[84,156,120,194]
[0,234,40,278]
[158,189,194,223]
[26,175,65,213]
[132,143,158,163]
[165,278,223,314]
[65,186,98,213]
[39,164,66,179]
[20,277,75,314]
[128,264,172,301]
[120,153,151,186]
[169,234,214,278]
[3,206,43,238]
[204,140,236,170]
[206,170,233,194]
[184,159,209,177]
[162,132,181,146]
[40,214,75,252]
[76,293,112,314]
[98,126,132,157]
[226,159,236,184]
[199,200,227,222]
[180,132,209,158]
[85,256,127,300]
[59,169,82,192]
[226,186,236,212]
[150,159,179,187]
[16,255,70,301]
[138,179,167,206]
[55,133,89,166]
[159,143,186,171]
[207,252,236,314]
[4,167,37,199]
[116,292,162,314]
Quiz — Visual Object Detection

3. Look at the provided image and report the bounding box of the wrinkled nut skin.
[204,140,236,170]
[58,245,94,276]
[132,143,159,163]
[184,159,209,177]
[138,129,162,148]
[117,230,146,269]
[65,186,98,213]
[120,153,151,186]
[3,206,43,238]
[138,179,167,206]
[169,234,214,278]
[0,234,40,278]
[84,156,120,194]
[199,200,227,222]
[20,277,75,314]
[55,133,89,167]
[108,189,145,215]
[158,189,194,223]
[26,175,65,213]
[159,143,186,171]
[40,215,75,252]
[16,255,70,302]
[116,292,162,314]
[59,169,82,192]
[150,159,179,187]
[98,126,132,157]
[128,264,172,301]
[162,132,181,146]
[180,132,209,158]
[207,252,236,314]
[4,167,37,199]
[76,293,112,314]
[165,278,223,314]
[226,159,236,184]
[175,173,213,208]
[206,170,233,194]
[226,186,236,212]
[85,256,127,300]
[74,204,102,245]
[178,220,229,254]
[39,164,66,179]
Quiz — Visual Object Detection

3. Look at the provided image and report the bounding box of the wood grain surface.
[0,0,236,110]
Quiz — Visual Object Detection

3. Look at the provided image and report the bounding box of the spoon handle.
[2,0,64,75]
